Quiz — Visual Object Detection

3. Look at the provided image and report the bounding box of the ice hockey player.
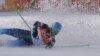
[32,21,62,48]
[0,21,62,48]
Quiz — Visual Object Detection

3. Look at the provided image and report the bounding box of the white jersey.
[32,28,44,46]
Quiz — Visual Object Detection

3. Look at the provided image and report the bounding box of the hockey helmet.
[52,22,62,32]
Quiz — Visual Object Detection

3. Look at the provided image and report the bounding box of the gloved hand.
[45,41,54,48]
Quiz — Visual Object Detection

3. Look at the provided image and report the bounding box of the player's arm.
[45,37,55,48]
[45,29,56,48]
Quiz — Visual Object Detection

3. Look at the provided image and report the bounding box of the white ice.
[0,0,100,56]
[0,11,100,56]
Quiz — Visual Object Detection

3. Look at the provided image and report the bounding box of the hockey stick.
[55,44,90,48]
[16,9,34,45]
[16,10,31,30]
[30,0,36,8]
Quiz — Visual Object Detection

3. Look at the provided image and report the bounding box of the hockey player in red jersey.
[32,21,62,48]
[0,21,62,48]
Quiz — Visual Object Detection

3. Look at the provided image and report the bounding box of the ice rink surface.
[0,46,100,56]
[0,11,100,56]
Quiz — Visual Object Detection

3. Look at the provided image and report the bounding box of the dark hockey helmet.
[52,22,62,34]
